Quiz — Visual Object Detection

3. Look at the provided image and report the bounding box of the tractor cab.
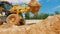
[0,1,13,16]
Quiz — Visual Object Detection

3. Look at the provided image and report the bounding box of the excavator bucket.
[28,0,41,14]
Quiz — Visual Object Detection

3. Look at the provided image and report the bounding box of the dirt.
[0,15,60,34]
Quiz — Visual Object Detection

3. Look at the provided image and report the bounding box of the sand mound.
[0,15,60,34]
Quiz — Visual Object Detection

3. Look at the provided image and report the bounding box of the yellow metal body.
[9,4,31,15]
[0,14,2,16]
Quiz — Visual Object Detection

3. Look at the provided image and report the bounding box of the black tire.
[6,14,20,25]
[6,14,25,25]
[19,17,25,25]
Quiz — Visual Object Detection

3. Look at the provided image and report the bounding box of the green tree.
[31,13,49,19]
[55,11,60,14]
[39,13,49,19]
[25,12,30,19]
[32,14,39,19]
[49,14,54,16]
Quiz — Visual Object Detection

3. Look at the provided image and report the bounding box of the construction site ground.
[0,15,60,34]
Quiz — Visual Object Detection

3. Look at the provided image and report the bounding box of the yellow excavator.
[0,0,41,25]
[6,4,31,25]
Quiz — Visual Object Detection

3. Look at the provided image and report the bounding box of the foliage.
[25,12,30,19]
[25,13,49,19]
[25,11,60,19]
[31,13,49,19]
[55,11,60,14]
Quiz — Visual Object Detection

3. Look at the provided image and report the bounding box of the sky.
[39,0,60,14]
[3,0,60,14]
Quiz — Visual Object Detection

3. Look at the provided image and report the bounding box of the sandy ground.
[0,20,42,34]
[0,15,60,34]
[25,20,43,24]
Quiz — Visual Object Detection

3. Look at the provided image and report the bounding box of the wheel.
[6,14,25,25]
[6,14,20,25]
[19,16,25,25]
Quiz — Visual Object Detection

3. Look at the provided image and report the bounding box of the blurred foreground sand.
[0,15,60,34]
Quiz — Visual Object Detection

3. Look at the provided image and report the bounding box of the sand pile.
[0,15,60,34]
